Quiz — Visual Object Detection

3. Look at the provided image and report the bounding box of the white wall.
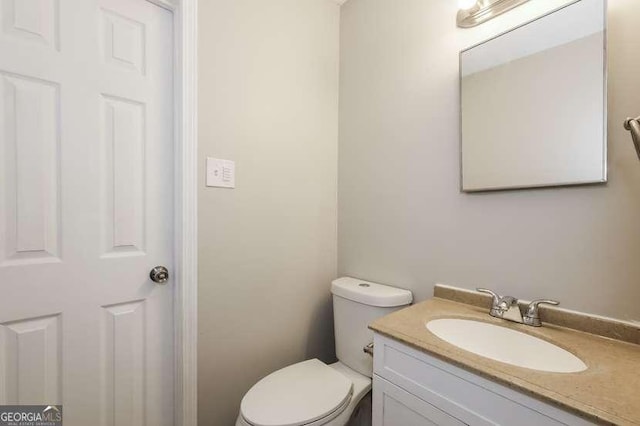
[338,0,640,321]
[198,1,340,424]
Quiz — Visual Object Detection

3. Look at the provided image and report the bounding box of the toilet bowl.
[235,277,413,426]
[235,361,371,426]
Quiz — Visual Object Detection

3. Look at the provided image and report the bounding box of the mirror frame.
[459,0,608,193]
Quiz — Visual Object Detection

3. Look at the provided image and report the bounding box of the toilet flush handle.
[363,342,374,356]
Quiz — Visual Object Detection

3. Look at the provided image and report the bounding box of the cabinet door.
[374,334,594,426]
[373,376,465,426]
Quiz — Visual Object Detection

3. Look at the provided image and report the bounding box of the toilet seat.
[240,359,353,426]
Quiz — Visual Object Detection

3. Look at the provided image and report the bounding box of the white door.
[0,0,175,424]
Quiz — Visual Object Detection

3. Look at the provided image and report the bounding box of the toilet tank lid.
[331,277,413,307]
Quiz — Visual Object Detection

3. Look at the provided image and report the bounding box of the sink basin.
[426,319,587,373]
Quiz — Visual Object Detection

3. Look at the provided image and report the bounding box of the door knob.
[149,266,169,284]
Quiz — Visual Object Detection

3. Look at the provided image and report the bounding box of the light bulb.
[458,0,477,10]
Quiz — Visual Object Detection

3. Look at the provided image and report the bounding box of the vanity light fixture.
[457,0,531,28]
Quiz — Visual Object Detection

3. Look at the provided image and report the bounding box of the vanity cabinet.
[372,334,595,426]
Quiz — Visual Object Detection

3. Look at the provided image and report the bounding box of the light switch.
[206,158,235,188]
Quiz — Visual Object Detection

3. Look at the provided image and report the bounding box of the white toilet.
[236,277,413,426]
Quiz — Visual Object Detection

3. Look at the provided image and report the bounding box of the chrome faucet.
[477,288,559,327]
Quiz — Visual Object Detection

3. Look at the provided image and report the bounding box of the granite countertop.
[369,297,640,426]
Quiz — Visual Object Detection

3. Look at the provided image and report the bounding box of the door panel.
[0,72,60,265]
[1,0,59,50]
[0,0,174,424]
[0,314,62,404]
[101,95,146,256]
[101,301,146,426]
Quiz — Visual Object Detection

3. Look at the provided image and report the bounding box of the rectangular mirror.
[460,0,607,192]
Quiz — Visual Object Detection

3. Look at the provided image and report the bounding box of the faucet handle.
[527,299,559,313]
[476,288,500,305]
[524,299,559,326]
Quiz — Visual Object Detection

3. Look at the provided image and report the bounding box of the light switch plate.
[206,158,235,188]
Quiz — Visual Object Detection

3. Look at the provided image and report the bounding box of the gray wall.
[198,1,340,424]
[338,0,640,322]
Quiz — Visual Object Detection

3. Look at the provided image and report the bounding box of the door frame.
[148,1,198,425]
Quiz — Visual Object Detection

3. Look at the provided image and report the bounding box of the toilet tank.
[331,277,412,378]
